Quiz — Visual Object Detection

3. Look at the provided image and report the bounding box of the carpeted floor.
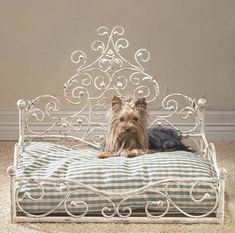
[0,141,234,233]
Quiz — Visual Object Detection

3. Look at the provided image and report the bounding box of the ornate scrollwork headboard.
[18,26,207,148]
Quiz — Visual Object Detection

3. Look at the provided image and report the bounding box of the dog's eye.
[119,117,125,122]
[133,117,138,122]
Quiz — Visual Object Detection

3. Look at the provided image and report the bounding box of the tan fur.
[98,96,150,158]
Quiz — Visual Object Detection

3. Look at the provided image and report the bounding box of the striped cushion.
[16,142,217,216]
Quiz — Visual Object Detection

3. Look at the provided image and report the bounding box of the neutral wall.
[0,0,235,110]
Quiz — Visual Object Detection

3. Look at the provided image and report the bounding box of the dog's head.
[107,96,149,151]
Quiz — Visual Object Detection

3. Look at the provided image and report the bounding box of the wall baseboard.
[0,110,235,141]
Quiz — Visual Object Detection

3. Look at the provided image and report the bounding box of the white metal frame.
[7,26,227,224]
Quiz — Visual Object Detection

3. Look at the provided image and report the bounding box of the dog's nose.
[125,127,131,133]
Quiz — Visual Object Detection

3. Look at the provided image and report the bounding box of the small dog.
[98,96,193,158]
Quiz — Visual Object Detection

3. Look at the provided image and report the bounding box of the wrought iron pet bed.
[7,26,227,224]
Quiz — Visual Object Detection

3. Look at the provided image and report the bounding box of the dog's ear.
[135,98,147,110]
[112,96,122,111]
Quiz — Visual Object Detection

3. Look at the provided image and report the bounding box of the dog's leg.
[122,149,149,158]
[98,151,112,159]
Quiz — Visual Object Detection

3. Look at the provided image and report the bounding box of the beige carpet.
[0,141,234,233]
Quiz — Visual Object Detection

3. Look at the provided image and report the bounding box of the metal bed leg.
[217,167,227,224]
[7,166,16,224]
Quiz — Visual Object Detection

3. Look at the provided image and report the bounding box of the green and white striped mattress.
[16,142,218,216]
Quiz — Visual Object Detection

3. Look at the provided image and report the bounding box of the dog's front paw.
[124,149,145,158]
[98,151,112,159]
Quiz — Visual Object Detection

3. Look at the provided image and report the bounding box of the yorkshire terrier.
[98,96,193,158]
